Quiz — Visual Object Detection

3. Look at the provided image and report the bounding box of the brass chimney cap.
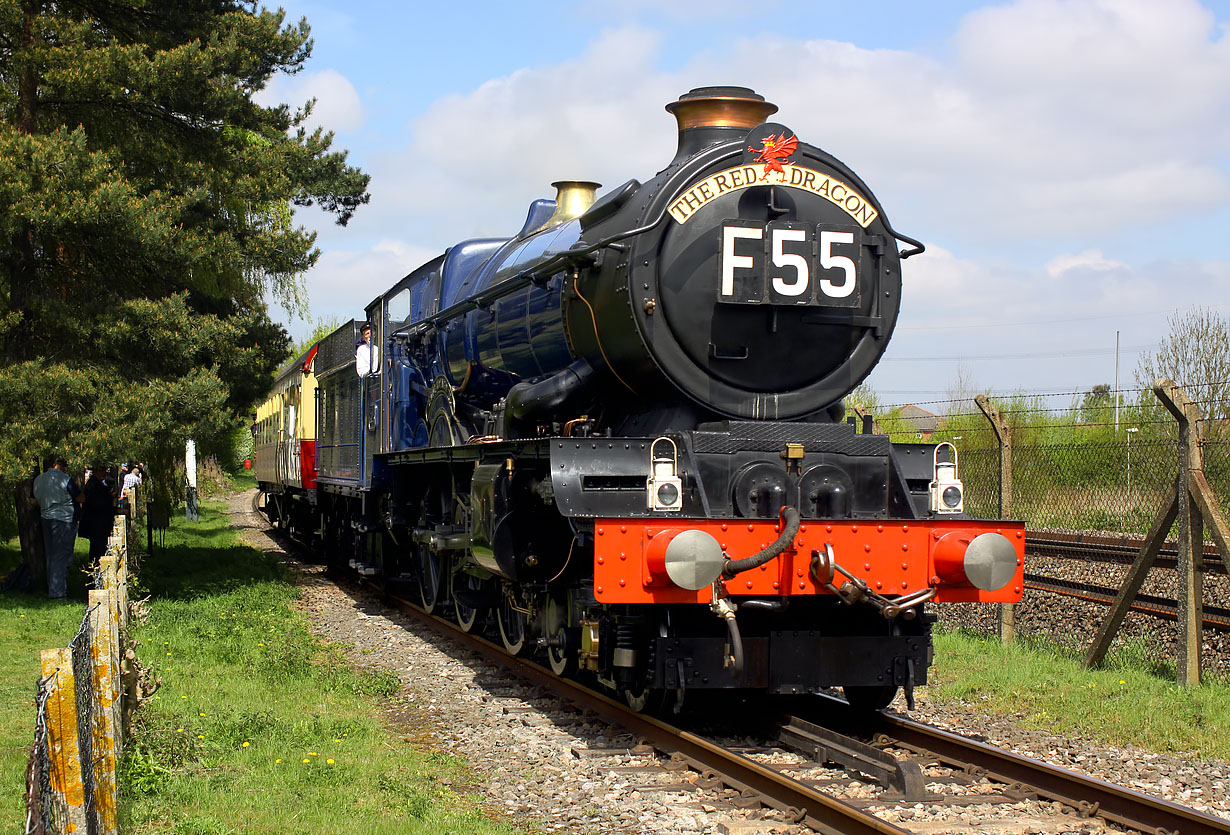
[665,86,778,130]
[544,180,601,229]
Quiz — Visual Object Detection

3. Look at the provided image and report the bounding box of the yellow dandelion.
[1120,680,1126,684]
[326,759,335,765]
[333,738,341,743]
[197,735,204,739]
[181,695,187,699]
[275,758,283,763]
[177,728,184,733]
[242,741,250,748]
[308,751,318,756]
[301,758,311,764]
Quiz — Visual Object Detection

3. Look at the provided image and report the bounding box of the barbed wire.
[873,381,1230,414]
[28,673,56,835]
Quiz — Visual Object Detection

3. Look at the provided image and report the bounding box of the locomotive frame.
[256,87,1024,713]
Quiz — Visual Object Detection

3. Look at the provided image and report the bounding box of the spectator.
[81,463,115,563]
[30,457,82,600]
[121,461,141,516]
[185,439,199,522]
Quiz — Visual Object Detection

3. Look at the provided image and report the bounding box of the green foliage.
[0,0,369,529]
[107,500,515,834]
[1135,306,1230,423]
[289,315,344,362]
[932,629,1230,758]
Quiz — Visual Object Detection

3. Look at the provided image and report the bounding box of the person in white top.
[355,322,379,377]
[185,439,199,521]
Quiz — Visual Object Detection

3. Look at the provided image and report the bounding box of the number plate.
[717,221,862,307]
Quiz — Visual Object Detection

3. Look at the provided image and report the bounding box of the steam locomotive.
[255,87,1024,712]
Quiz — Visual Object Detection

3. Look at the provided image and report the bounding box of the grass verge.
[931,628,1229,759]
[1,500,520,835]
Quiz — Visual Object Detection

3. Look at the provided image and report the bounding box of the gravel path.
[225,491,1230,832]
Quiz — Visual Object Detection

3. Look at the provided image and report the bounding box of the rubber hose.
[722,506,801,577]
[724,613,744,676]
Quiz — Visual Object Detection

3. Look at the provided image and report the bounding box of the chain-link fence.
[959,438,1206,534]
[69,605,98,835]
[28,674,55,835]
[878,386,1230,536]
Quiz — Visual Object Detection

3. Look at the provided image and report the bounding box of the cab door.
[361,302,385,489]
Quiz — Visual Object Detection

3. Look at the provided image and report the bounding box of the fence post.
[1084,379,1229,684]
[975,394,1014,643]
[87,590,120,835]
[38,648,88,834]
[98,551,124,745]
[1153,379,1206,686]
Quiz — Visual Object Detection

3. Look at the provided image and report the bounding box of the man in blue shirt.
[30,457,82,599]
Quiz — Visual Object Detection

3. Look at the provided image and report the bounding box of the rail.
[1027,528,1226,574]
[370,566,1228,835]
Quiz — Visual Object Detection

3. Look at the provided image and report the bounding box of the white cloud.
[288,0,1230,365]
[257,69,364,134]
[1045,249,1128,278]
[277,239,437,336]
[353,0,1230,249]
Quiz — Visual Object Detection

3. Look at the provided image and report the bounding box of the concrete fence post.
[38,648,88,834]
[975,394,1015,643]
[87,590,120,835]
[98,551,124,744]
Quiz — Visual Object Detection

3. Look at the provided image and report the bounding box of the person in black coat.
[81,463,116,563]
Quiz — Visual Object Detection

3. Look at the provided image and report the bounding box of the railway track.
[378,583,1229,835]
[257,495,1228,832]
[1024,573,1230,632]
[1023,528,1230,632]
[1027,529,1227,575]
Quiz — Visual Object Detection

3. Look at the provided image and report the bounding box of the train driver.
[355,322,379,377]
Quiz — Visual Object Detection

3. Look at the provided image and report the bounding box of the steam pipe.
[503,359,595,437]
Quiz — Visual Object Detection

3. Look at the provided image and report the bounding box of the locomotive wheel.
[497,590,528,656]
[621,613,674,713]
[542,594,575,677]
[451,571,487,633]
[419,549,445,614]
[843,684,898,712]
[622,681,672,714]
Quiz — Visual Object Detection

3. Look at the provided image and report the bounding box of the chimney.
[664,86,778,161]
[544,180,601,229]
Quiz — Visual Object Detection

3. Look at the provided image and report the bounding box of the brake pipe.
[722,506,801,578]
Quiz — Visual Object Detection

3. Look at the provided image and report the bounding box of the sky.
[256,0,1230,411]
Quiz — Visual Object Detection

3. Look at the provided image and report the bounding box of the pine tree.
[0,0,369,521]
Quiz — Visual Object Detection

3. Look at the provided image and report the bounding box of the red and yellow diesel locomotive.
[256,87,1024,712]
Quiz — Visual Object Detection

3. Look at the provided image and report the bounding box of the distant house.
[898,404,942,440]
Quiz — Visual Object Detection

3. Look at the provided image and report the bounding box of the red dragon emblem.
[749,132,798,182]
